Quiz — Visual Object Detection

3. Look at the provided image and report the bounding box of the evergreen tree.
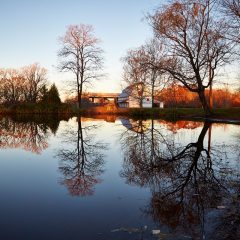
[40,84,61,106]
[47,84,61,105]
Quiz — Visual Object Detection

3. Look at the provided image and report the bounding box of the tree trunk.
[151,80,154,108]
[79,82,83,108]
[151,71,156,108]
[76,74,81,109]
[198,89,212,116]
[78,70,84,109]
[209,82,213,110]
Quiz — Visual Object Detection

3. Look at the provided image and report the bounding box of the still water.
[0,116,239,240]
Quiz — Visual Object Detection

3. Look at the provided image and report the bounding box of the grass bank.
[0,103,75,118]
[81,106,240,121]
[1,104,239,122]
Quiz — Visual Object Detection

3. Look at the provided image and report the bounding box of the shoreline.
[1,106,240,124]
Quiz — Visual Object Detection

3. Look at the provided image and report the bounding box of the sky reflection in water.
[0,116,239,240]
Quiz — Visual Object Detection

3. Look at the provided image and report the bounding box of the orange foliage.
[157,84,200,107]
[206,88,240,107]
[158,120,203,133]
[158,84,240,108]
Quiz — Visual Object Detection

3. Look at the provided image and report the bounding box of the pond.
[0,116,239,240]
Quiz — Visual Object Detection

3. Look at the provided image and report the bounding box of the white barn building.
[118,84,152,108]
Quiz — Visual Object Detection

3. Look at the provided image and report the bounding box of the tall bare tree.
[221,0,240,43]
[0,68,25,104]
[122,48,149,107]
[58,24,104,108]
[22,63,47,103]
[139,39,169,107]
[151,0,234,115]
[222,0,240,18]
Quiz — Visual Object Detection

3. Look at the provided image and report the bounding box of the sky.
[0,0,163,97]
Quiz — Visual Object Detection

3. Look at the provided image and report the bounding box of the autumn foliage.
[0,63,47,105]
[157,84,240,108]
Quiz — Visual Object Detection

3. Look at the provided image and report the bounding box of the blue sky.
[0,0,162,95]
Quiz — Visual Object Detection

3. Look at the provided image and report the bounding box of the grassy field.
[81,106,240,120]
[1,104,240,122]
[0,103,75,117]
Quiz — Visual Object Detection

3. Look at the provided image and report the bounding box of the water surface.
[0,116,239,240]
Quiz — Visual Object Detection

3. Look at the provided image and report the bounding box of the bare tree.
[0,65,47,105]
[22,63,47,103]
[222,0,240,18]
[221,0,240,43]
[122,48,149,107]
[150,0,234,115]
[0,68,25,104]
[139,39,169,107]
[58,24,104,108]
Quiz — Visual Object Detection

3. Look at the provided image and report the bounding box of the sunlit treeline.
[158,84,240,108]
[0,63,47,104]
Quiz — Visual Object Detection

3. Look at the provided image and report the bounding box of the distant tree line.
[158,83,240,108]
[0,63,61,106]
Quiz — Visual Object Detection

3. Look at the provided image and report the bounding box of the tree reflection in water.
[0,117,54,154]
[120,119,240,239]
[57,117,107,197]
